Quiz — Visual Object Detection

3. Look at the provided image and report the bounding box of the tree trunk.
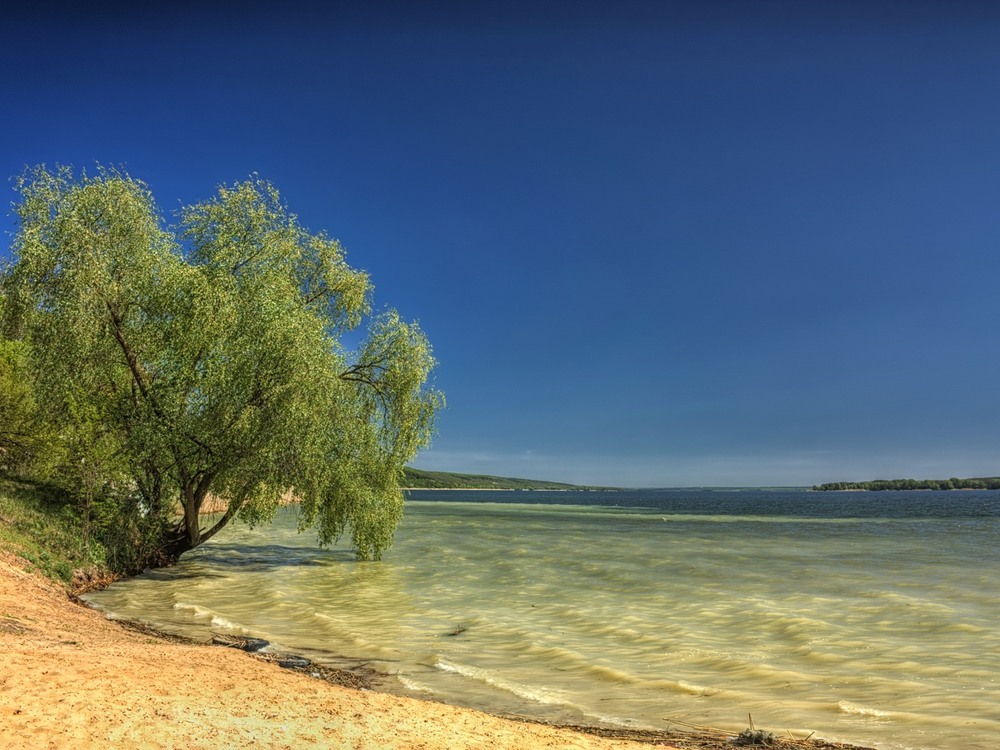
[152,491,244,569]
[157,528,194,567]
[183,491,201,549]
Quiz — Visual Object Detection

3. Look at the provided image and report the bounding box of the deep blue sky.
[3,1,1000,487]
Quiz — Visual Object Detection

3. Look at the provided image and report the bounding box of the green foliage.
[2,165,441,568]
[0,338,42,472]
[813,477,1000,491]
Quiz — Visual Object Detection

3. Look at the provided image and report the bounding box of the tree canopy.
[1,165,442,570]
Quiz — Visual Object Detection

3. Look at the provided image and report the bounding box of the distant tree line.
[813,477,1000,491]
[403,468,572,490]
[402,467,603,490]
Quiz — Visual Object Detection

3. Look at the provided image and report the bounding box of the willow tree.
[2,166,441,568]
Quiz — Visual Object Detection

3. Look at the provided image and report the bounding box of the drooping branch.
[200,498,244,544]
[338,360,388,387]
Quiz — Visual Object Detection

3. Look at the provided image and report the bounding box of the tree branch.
[199,491,246,544]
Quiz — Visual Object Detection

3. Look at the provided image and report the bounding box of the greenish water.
[84,490,1000,749]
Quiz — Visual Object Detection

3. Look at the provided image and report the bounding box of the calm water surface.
[84,490,1000,749]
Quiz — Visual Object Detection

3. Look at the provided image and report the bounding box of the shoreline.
[0,552,876,750]
[1,551,661,750]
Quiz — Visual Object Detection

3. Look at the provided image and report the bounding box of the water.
[84,489,1000,749]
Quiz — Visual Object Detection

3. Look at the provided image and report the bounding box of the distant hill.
[402,468,610,490]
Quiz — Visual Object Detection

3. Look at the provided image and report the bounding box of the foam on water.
[172,602,247,632]
[433,656,571,706]
[837,701,898,719]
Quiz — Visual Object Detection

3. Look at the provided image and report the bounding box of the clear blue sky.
[4,1,1000,487]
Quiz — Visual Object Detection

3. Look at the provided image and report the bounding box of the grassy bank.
[0,474,109,589]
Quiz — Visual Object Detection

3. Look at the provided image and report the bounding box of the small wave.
[395,675,433,695]
[173,602,213,618]
[433,657,569,706]
[584,664,639,685]
[209,615,244,630]
[520,644,664,687]
[837,701,897,719]
[173,602,245,632]
[675,679,718,696]
[642,678,719,696]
